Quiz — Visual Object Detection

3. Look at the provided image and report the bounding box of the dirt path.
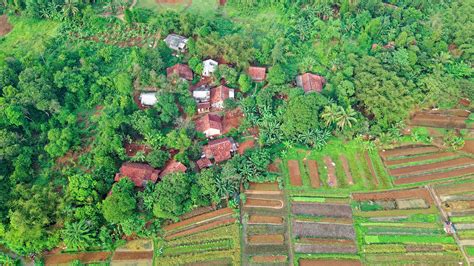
[0,15,13,36]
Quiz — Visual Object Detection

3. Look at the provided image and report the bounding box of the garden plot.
[299,258,362,266]
[242,182,290,265]
[156,222,241,266]
[379,145,474,185]
[305,160,320,188]
[291,202,352,218]
[352,188,464,265]
[288,160,303,186]
[410,109,469,129]
[44,251,112,265]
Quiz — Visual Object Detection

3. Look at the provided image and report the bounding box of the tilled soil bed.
[462,140,474,154]
[165,218,236,240]
[405,244,444,252]
[237,139,255,155]
[164,207,232,232]
[247,234,285,245]
[340,155,354,185]
[305,160,320,188]
[352,187,434,204]
[380,145,438,159]
[384,151,457,166]
[112,251,154,260]
[294,243,357,254]
[291,202,352,218]
[288,160,303,186]
[44,252,111,265]
[389,157,474,177]
[394,166,474,185]
[245,198,284,209]
[299,238,355,245]
[252,255,287,263]
[364,151,379,186]
[323,156,338,187]
[299,259,362,266]
[292,220,355,239]
[248,215,283,225]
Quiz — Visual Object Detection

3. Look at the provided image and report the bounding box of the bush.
[146,150,170,168]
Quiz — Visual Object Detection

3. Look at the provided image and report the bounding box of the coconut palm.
[335,106,358,130]
[321,103,339,127]
[62,220,95,250]
[62,0,79,20]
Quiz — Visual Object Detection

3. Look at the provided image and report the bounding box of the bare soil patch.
[435,182,474,196]
[222,108,243,134]
[245,198,283,209]
[405,244,444,252]
[248,215,283,225]
[299,259,362,266]
[0,15,12,36]
[411,111,468,128]
[252,255,287,263]
[237,139,255,155]
[340,156,353,185]
[323,156,337,187]
[179,205,215,220]
[165,218,236,240]
[248,182,280,191]
[124,142,152,157]
[291,202,352,218]
[267,158,282,173]
[112,251,153,261]
[380,145,438,159]
[384,151,457,166]
[44,252,111,265]
[352,187,434,204]
[463,140,474,154]
[305,160,320,188]
[247,234,284,245]
[394,166,474,185]
[299,238,355,245]
[389,157,474,177]
[288,160,303,186]
[292,220,355,239]
[164,208,232,232]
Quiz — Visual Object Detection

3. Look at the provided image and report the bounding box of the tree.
[62,220,95,250]
[146,150,169,168]
[267,64,287,85]
[67,174,98,204]
[102,179,136,224]
[195,169,219,205]
[335,106,358,130]
[238,73,252,93]
[62,0,79,20]
[153,172,191,220]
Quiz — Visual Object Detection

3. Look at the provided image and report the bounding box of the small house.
[114,163,160,187]
[202,137,238,163]
[248,66,266,82]
[164,34,189,52]
[202,59,218,77]
[159,160,187,178]
[210,85,234,109]
[139,92,158,106]
[193,86,210,102]
[197,102,211,114]
[167,63,193,81]
[196,157,212,170]
[296,73,326,93]
[195,114,222,137]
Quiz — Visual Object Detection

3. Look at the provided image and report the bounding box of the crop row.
[364,235,455,245]
[365,226,444,235]
[162,239,233,256]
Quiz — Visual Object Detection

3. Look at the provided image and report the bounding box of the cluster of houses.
[118,33,327,189]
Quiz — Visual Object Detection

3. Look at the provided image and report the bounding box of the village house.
[197,102,211,113]
[210,85,234,109]
[195,114,223,137]
[193,85,210,102]
[114,162,160,187]
[159,160,187,178]
[202,59,218,77]
[248,66,266,82]
[196,157,212,170]
[139,92,158,106]
[296,73,326,93]
[202,137,238,164]
[166,63,193,81]
[164,34,189,52]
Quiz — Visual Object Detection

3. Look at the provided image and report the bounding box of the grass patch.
[465,246,474,257]
[451,216,474,223]
[364,235,455,244]
[291,197,326,203]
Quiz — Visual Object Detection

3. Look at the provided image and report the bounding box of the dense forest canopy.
[0,0,472,261]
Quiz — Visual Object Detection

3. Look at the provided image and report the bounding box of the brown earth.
[384,151,457,166]
[291,202,352,218]
[380,145,438,159]
[411,111,467,128]
[164,208,232,232]
[292,220,356,239]
[248,215,283,225]
[462,140,474,154]
[0,15,12,36]
[237,139,255,155]
[405,244,444,252]
[267,158,282,173]
[294,243,357,254]
[305,160,320,188]
[124,142,152,157]
[248,182,280,191]
[245,198,283,209]
[435,181,474,196]
[298,238,355,245]
[288,160,303,186]
[323,156,337,187]
[394,166,474,185]
[389,157,474,177]
[112,251,153,261]
[340,155,354,185]
[178,205,215,220]
[364,151,379,186]
[352,187,434,204]
[165,218,236,240]
[299,259,362,266]
[421,109,471,117]
[247,234,285,245]
[252,255,287,263]
[44,252,111,265]
[186,259,233,266]
[222,108,243,134]
[318,217,354,224]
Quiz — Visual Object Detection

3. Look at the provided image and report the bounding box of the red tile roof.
[167,64,193,81]
[114,163,160,187]
[210,85,232,104]
[296,73,326,93]
[248,66,266,81]
[203,138,236,163]
[159,160,187,178]
[196,157,212,169]
[195,114,222,133]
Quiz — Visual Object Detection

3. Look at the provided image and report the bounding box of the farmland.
[352,187,464,265]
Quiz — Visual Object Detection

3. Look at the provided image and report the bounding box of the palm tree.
[335,106,358,130]
[321,104,339,127]
[62,220,94,250]
[62,0,79,20]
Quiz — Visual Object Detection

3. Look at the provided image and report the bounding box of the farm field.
[379,144,474,186]
[409,109,471,129]
[242,182,290,265]
[352,187,464,265]
[282,140,392,197]
[156,208,240,265]
[289,196,361,265]
[434,179,474,263]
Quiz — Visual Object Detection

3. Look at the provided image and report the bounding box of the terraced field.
[352,188,464,265]
[380,144,474,185]
[156,208,241,265]
[289,196,362,265]
[242,182,290,265]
